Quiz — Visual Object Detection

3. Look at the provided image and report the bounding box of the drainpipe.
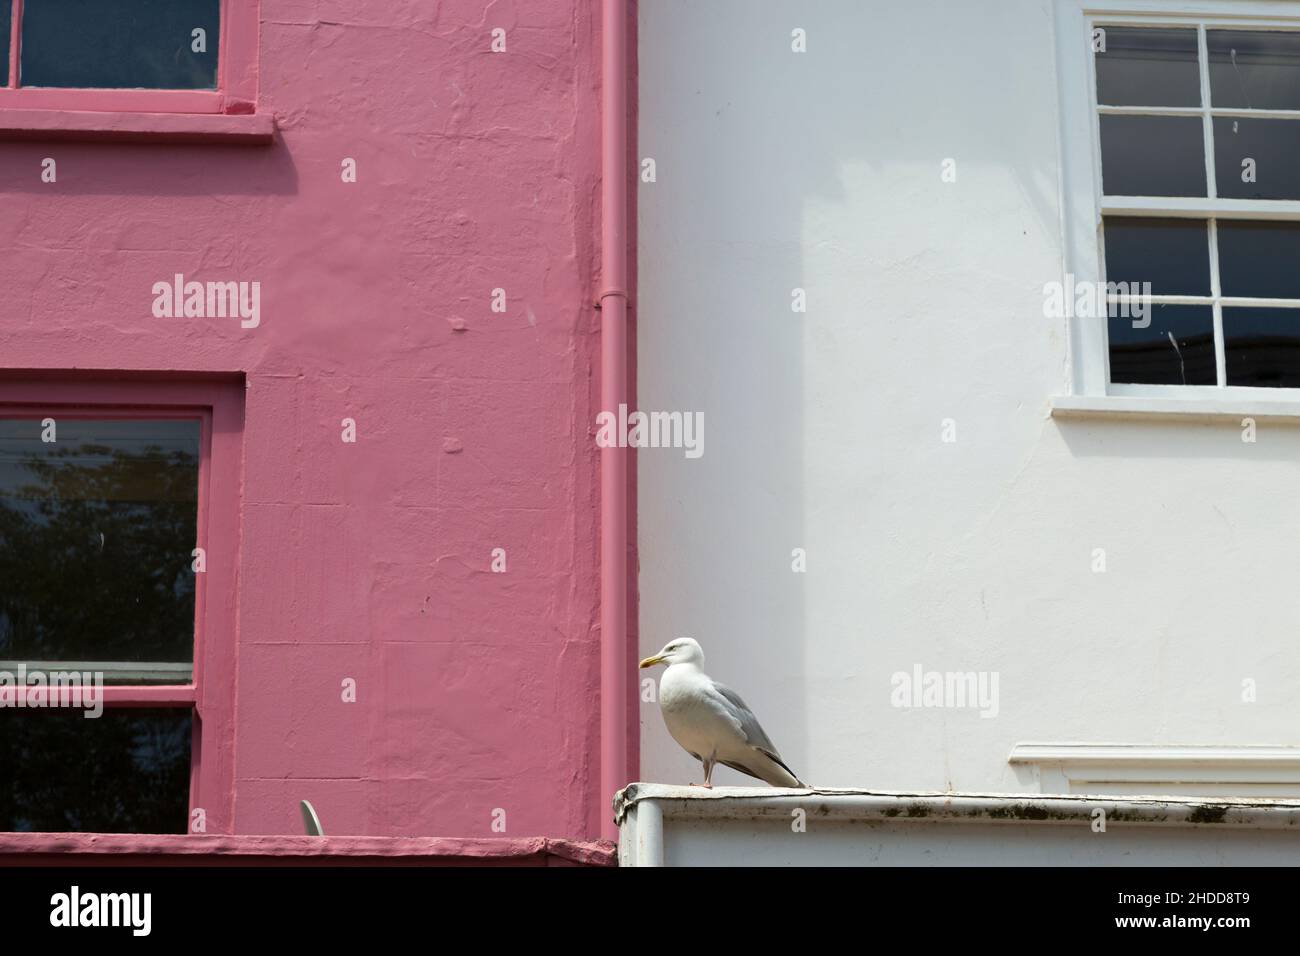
[598,0,631,843]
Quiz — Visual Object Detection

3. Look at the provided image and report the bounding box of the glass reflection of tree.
[0,440,197,833]
[0,709,192,833]
[0,444,198,663]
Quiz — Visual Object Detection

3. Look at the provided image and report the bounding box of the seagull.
[639,637,808,789]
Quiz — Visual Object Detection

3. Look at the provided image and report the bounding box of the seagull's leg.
[688,753,706,787]
[702,754,715,789]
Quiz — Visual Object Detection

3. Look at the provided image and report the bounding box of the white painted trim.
[1218,296,1300,308]
[1210,220,1226,383]
[1010,743,1300,766]
[1198,23,1217,198]
[1009,743,1300,794]
[615,783,1300,827]
[1106,294,1300,306]
[1052,392,1300,419]
[1056,0,1109,394]
[1081,0,1300,20]
[1100,104,1300,118]
[1102,196,1300,219]
[1098,104,1199,115]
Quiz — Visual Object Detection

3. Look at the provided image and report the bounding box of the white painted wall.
[637,0,1300,795]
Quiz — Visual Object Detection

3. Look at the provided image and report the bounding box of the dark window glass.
[1214,117,1300,200]
[1100,115,1207,197]
[0,708,191,833]
[1095,27,1201,107]
[0,0,11,86]
[1224,308,1300,386]
[1103,217,1210,295]
[0,419,200,670]
[1209,30,1300,110]
[1109,305,1216,385]
[20,0,219,90]
[1218,221,1300,299]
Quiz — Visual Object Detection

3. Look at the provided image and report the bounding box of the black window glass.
[1214,117,1300,200]
[1224,308,1300,387]
[1109,305,1216,385]
[0,708,191,833]
[0,0,11,86]
[1218,221,1300,299]
[1100,115,1207,197]
[20,0,219,90]
[1095,27,1201,107]
[1103,218,1210,295]
[0,419,200,670]
[1209,30,1300,110]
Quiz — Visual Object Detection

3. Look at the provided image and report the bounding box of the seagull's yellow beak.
[639,654,666,669]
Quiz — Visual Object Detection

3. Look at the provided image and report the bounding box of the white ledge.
[613,783,1300,828]
[1009,743,1300,768]
[1051,394,1300,423]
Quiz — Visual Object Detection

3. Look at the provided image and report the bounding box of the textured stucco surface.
[0,1,606,839]
[637,0,1300,794]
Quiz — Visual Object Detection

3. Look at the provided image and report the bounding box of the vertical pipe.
[635,800,664,867]
[599,0,630,843]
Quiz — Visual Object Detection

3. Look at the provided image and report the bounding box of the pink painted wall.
[0,1,611,840]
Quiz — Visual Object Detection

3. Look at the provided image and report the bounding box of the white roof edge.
[613,783,1300,829]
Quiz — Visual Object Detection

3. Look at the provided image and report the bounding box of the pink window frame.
[0,0,259,114]
[0,375,243,834]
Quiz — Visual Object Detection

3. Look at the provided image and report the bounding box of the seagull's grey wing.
[710,681,806,786]
[709,681,780,753]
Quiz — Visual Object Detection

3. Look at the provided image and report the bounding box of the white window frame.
[1055,0,1300,412]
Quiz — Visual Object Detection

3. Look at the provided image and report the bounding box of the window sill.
[1010,743,1300,797]
[1010,743,1300,767]
[0,108,275,144]
[1051,394,1300,423]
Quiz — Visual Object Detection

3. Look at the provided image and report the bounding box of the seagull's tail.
[756,748,810,789]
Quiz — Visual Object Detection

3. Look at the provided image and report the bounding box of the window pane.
[1224,308,1300,386]
[1100,115,1207,197]
[0,0,10,86]
[1095,27,1201,107]
[1214,117,1300,200]
[0,419,200,670]
[20,0,219,90]
[1103,217,1210,295]
[0,708,191,833]
[1218,221,1300,299]
[1209,30,1300,110]
[1109,305,1215,385]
